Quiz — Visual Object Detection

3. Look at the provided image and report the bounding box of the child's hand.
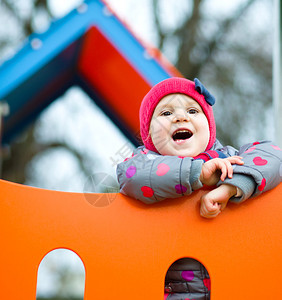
[200,184,237,218]
[199,156,244,186]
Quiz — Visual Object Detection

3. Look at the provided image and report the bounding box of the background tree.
[152,0,272,146]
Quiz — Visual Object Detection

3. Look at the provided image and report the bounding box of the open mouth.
[172,129,193,142]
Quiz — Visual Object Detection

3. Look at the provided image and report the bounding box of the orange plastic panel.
[0,179,282,299]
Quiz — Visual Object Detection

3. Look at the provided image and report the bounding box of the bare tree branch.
[152,0,166,50]
[195,0,256,74]
[174,0,256,77]
[35,142,95,178]
[174,0,203,76]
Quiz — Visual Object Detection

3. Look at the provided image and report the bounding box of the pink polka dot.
[175,184,187,194]
[272,145,281,151]
[181,270,194,281]
[245,146,256,153]
[253,157,268,166]
[258,178,266,191]
[203,278,211,291]
[126,166,136,178]
[253,141,260,145]
[141,186,154,197]
[156,163,170,176]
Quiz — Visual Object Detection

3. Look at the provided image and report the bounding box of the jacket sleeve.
[116,147,204,204]
[219,141,282,203]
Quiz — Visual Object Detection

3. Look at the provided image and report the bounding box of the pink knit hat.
[139,77,216,154]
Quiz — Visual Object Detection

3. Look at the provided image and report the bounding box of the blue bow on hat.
[194,78,215,106]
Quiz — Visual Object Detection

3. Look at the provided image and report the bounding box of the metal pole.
[274,0,282,146]
[0,101,9,177]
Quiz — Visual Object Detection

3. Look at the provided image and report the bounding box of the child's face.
[149,93,210,157]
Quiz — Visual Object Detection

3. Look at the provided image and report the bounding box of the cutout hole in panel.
[36,248,85,300]
[164,257,210,299]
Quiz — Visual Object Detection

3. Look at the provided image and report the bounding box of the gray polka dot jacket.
[116,140,282,204]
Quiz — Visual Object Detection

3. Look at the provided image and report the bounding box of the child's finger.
[229,155,243,160]
[232,156,243,159]
[220,160,233,181]
[227,156,244,165]
[200,205,221,218]
[226,161,234,179]
[200,195,220,218]
[221,157,244,181]
[220,160,231,180]
[220,162,227,181]
[217,199,228,211]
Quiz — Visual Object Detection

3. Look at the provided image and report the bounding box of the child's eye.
[188,108,198,114]
[160,111,172,116]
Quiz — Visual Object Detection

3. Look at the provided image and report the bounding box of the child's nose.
[173,110,190,122]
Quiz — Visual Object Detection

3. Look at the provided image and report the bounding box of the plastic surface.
[0,179,281,299]
[78,26,151,136]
